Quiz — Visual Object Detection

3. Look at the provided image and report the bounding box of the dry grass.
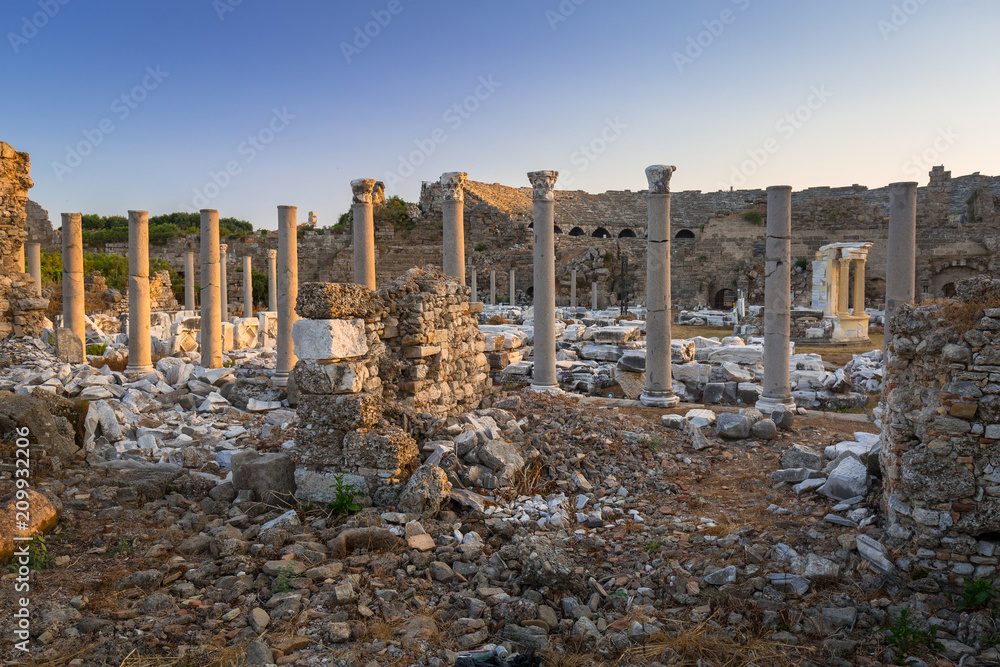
[538,649,599,667]
[673,324,732,340]
[940,292,1000,334]
[487,314,510,325]
[493,458,557,503]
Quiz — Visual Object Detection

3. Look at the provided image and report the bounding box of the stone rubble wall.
[880,277,1000,586]
[0,142,46,338]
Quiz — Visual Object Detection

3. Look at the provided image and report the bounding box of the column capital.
[441,172,468,201]
[351,178,377,204]
[527,171,558,201]
[219,242,228,252]
[267,248,277,259]
[645,165,676,194]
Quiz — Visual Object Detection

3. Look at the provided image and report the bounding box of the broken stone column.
[268,248,277,311]
[243,255,253,318]
[126,210,153,373]
[592,282,597,311]
[351,179,376,290]
[199,210,222,369]
[25,242,41,297]
[275,205,298,386]
[184,251,195,311]
[528,170,561,393]
[885,181,917,350]
[219,243,229,322]
[471,267,478,303]
[640,165,679,408]
[509,268,516,306]
[61,212,85,351]
[490,270,496,305]
[441,171,467,285]
[571,269,577,308]
[756,186,796,414]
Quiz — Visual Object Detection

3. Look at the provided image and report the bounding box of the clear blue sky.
[2,0,997,229]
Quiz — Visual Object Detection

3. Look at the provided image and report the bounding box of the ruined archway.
[930,265,981,297]
[618,228,636,238]
[712,288,736,309]
[592,227,611,238]
[675,229,696,239]
[569,227,585,236]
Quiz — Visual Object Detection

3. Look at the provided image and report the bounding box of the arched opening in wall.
[526,286,534,299]
[712,288,736,310]
[569,227,585,236]
[527,222,533,229]
[942,283,957,298]
[592,227,611,238]
[553,226,562,234]
[675,229,696,239]
[930,265,980,298]
[618,229,637,238]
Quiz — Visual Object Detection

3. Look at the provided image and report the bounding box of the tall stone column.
[509,269,516,306]
[591,282,597,311]
[490,271,496,305]
[756,186,796,414]
[528,170,561,393]
[185,251,195,311]
[441,171,467,285]
[61,213,85,349]
[571,269,577,308]
[126,210,153,373]
[838,257,851,314]
[853,259,866,316]
[886,182,917,351]
[26,243,42,297]
[471,267,478,303]
[351,179,376,290]
[275,205,298,386]
[219,243,229,322]
[640,165,679,408]
[199,210,222,369]
[267,249,277,311]
[243,256,253,318]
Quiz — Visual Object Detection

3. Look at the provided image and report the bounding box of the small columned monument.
[804,242,872,343]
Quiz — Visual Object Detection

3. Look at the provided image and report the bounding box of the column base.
[124,364,154,375]
[640,391,679,408]
[530,383,563,395]
[272,371,290,387]
[755,395,796,414]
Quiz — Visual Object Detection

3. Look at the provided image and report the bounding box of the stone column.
[126,210,152,373]
[490,271,496,305]
[15,245,25,273]
[886,182,918,350]
[509,268,516,306]
[592,282,597,311]
[756,185,796,414]
[267,249,277,311]
[853,259,866,316]
[242,256,253,318]
[275,205,298,386]
[185,251,195,311]
[825,251,837,316]
[528,170,561,393]
[219,243,229,322]
[199,210,222,369]
[641,165,679,408]
[26,243,42,297]
[471,267,478,302]
[441,171,467,285]
[61,213,85,350]
[837,257,851,315]
[571,269,577,308]
[351,179,376,290]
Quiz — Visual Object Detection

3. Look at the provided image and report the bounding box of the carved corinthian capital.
[351,178,377,204]
[441,172,468,201]
[645,165,676,194]
[267,249,277,259]
[528,170,558,201]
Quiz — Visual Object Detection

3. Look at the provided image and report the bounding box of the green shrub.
[86,344,106,356]
[327,474,362,516]
[795,258,809,270]
[375,196,414,232]
[474,243,487,252]
[878,606,940,664]
[957,578,997,610]
[741,210,763,225]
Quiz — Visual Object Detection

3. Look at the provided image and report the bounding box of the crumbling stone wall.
[880,277,1000,586]
[25,200,54,245]
[0,142,46,338]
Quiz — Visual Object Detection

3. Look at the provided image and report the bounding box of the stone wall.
[25,199,54,246]
[0,142,46,338]
[880,277,1000,587]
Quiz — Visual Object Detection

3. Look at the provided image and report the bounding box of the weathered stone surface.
[0,392,78,461]
[821,457,869,500]
[55,327,84,363]
[295,282,384,320]
[293,358,370,395]
[291,318,368,360]
[397,465,451,518]
[227,377,282,410]
[0,489,61,565]
[716,413,751,439]
[782,444,823,470]
[900,449,976,502]
[231,451,297,504]
[342,426,419,478]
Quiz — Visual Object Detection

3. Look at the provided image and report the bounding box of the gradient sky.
[2,0,997,229]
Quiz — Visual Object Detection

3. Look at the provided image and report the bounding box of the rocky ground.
[1,340,998,667]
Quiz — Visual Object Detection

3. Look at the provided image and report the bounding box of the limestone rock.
[397,465,451,518]
[296,282,384,320]
[231,451,297,505]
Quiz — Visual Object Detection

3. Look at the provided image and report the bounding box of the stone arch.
[553,225,562,234]
[675,229,696,239]
[569,227,585,236]
[618,228,637,238]
[931,265,980,297]
[592,227,611,238]
[526,285,534,299]
[712,288,736,309]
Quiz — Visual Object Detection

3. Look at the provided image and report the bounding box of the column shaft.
[838,257,851,314]
[220,244,229,322]
[126,210,152,372]
[200,210,222,369]
[886,182,917,350]
[528,170,560,392]
[26,243,42,297]
[591,282,597,310]
[490,271,496,305]
[351,179,377,290]
[185,251,195,311]
[571,269,577,308]
[756,185,795,413]
[243,256,253,318]
[61,213,85,350]
[275,205,298,384]
[853,260,866,316]
[509,269,515,306]
[268,249,277,311]
[641,165,679,407]
[441,172,467,284]
[471,267,478,302]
